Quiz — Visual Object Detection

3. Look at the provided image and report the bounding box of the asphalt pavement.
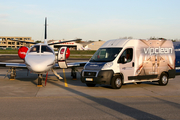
[0,55,180,120]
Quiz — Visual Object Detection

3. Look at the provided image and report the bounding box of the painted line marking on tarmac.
[63,69,68,87]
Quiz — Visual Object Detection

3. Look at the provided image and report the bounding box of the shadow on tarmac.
[0,69,39,86]
[0,69,175,119]
[153,97,180,109]
[47,80,164,120]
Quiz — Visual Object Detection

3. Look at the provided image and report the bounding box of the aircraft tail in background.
[44,17,48,45]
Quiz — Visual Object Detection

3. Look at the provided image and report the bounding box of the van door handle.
[132,62,134,67]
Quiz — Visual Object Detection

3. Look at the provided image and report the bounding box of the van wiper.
[90,58,96,62]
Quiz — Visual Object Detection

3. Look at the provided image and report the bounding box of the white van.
[81,39,176,89]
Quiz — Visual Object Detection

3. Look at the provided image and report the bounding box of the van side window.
[118,48,133,63]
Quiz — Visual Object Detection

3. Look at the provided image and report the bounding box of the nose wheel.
[37,74,43,87]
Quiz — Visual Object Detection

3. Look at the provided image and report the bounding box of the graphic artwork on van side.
[144,47,173,55]
[135,40,175,78]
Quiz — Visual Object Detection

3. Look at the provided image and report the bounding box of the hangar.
[48,40,83,50]
[48,40,105,50]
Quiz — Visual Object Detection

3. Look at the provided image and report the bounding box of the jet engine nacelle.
[18,46,29,59]
[57,47,70,68]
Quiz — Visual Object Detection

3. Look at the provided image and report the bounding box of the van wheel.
[86,83,96,87]
[158,73,168,86]
[111,76,122,89]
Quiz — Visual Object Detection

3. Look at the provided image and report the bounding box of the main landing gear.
[8,68,43,87]
[10,67,16,80]
[71,67,77,80]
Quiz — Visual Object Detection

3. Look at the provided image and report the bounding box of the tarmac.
[0,55,180,119]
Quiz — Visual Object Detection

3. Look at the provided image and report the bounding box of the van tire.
[86,83,96,87]
[158,73,168,86]
[111,76,122,89]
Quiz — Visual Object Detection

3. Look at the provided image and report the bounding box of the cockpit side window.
[29,46,40,53]
[41,45,53,53]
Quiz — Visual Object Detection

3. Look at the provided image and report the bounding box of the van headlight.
[102,62,113,70]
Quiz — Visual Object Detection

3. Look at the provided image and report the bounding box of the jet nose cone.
[25,55,55,73]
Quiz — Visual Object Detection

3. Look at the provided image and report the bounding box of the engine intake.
[18,46,28,59]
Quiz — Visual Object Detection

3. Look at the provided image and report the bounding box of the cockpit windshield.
[29,46,40,53]
[29,45,53,53]
[41,45,53,53]
[90,48,122,62]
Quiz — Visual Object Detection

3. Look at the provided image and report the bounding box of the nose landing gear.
[37,74,43,87]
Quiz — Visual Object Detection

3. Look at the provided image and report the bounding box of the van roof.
[100,39,132,48]
[100,39,172,48]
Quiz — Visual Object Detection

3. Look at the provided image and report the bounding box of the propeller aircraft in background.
[0,17,86,87]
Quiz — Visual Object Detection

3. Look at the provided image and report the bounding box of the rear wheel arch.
[158,71,169,78]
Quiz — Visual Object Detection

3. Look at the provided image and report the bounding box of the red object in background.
[66,48,70,59]
[18,46,28,59]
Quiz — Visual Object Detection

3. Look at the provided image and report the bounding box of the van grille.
[84,72,96,77]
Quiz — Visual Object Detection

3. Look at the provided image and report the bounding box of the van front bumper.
[81,70,114,85]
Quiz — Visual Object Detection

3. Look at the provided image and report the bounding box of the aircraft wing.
[0,62,87,69]
[0,62,27,68]
[67,62,87,67]
[53,62,87,69]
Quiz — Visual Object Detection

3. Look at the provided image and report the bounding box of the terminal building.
[0,36,34,49]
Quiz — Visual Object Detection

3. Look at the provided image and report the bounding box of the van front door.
[118,48,135,82]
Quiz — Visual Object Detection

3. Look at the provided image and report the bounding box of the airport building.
[48,40,83,50]
[0,36,105,50]
[0,36,34,49]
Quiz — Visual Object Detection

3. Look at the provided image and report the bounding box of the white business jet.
[0,17,86,87]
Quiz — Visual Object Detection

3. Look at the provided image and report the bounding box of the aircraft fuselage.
[25,43,55,74]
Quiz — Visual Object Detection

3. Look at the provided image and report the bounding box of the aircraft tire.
[38,74,43,85]
[72,71,76,79]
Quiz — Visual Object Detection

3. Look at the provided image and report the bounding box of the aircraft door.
[118,48,134,82]
[58,47,68,68]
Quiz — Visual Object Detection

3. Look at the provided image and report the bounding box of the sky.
[0,0,180,41]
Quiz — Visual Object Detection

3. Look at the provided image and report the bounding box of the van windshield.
[90,48,122,62]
